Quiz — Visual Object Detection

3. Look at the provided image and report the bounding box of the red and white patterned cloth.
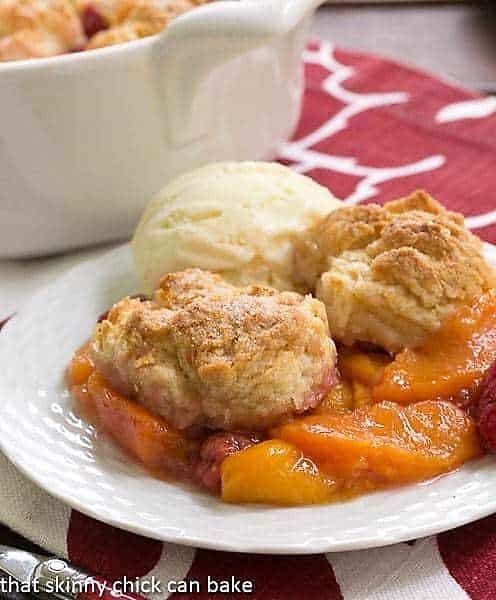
[2,40,496,599]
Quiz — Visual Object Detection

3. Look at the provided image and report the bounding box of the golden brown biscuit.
[85,0,207,49]
[0,0,86,60]
[92,269,336,431]
[85,19,150,48]
[294,191,496,352]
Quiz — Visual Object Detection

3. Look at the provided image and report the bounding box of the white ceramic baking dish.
[0,0,325,257]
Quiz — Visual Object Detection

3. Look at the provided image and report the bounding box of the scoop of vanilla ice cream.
[132,162,342,292]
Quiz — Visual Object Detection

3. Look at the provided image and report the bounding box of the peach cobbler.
[0,0,208,61]
[68,190,496,505]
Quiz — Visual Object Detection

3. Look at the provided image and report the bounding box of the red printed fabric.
[6,40,496,599]
[281,41,496,244]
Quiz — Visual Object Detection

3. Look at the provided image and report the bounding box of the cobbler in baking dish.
[0,0,208,61]
[68,185,496,506]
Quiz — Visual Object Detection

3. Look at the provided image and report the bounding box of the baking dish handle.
[153,0,325,146]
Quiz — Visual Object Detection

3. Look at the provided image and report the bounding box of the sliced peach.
[221,440,338,505]
[85,372,198,477]
[351,381,373,408]
[67,343,94,386]
[313,382,354,414]
[71,383,101,426]
[338,348,391,387]
[313,380,374,415]
[373,290,496,405]
[272,401,480,491]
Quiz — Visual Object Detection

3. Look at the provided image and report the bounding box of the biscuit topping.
[295,191,496,352]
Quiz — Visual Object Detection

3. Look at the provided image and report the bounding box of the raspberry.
[477,360,496,452]
[81,5,109,38]
[194,432,262,493]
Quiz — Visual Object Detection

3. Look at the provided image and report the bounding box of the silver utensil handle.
[32,559,91,600]
[31,558,136,600]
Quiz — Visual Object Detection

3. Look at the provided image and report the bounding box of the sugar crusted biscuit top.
[92,269,336,430]
[0,0,206,60]
[294,191,496,352]
[0,0,86,60]
[85,0,205,49]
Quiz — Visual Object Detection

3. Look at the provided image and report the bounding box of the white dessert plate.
[1,243,496,555]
